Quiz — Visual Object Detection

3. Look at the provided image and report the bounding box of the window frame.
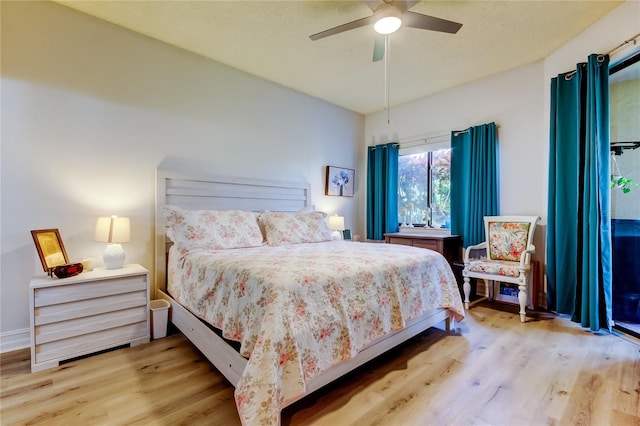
[398,134,451,229]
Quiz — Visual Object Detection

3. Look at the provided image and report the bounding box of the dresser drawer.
[34,276,146,307]
[388,237,413,246]
[34,291,147,326]
[413,240,438,250]
[35,321,148,363]
[35,305,148,345]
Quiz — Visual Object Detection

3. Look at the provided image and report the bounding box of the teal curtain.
[547,54,612,332]
[366,143,399,240]
[450,122,499,247]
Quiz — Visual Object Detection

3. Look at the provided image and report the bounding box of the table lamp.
[94,216,130,269]
[328,215,345,240]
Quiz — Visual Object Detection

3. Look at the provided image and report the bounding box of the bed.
[154,168,465,425]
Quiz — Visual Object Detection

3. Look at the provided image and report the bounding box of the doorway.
[610,51,640,337]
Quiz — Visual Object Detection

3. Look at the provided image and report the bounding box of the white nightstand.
[29,263,150,373]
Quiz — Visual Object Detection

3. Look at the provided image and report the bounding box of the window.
[398,137,451,229]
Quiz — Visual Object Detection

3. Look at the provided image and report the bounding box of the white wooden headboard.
[154,168,310,297]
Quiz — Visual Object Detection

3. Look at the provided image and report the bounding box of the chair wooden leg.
[518,283,527,322]
[463,276,471,310]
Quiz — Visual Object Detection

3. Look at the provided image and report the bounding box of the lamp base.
[103,244,126,269]
[331,230,343,240]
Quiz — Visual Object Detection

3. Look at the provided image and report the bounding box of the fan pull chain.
[385,34,390,124]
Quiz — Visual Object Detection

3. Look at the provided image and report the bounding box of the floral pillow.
[488,221,531,261]
[259,211,332,246]
[163,206,263,253]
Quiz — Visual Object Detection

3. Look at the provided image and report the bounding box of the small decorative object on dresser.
[325,166,355,197]
[52,262,83,279]
[30,229,69,275]
[80,257,94,272]
[29,263,150,372]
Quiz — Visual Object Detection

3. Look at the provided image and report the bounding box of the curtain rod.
[372,124,501,148]
[453,124,500,136]
[400,133,450,145]
[368,143,400,150]
[401,124,501,143]
[606,32,640,56]
[564,33,640,80]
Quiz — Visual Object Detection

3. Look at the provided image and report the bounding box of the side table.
[29,264,150,372]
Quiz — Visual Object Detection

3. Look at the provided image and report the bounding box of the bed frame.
[154,168,454,407]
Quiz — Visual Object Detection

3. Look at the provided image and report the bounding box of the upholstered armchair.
[462,216,540,322]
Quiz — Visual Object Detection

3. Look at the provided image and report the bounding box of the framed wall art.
[31,229,69,272]
[325,166,355,197]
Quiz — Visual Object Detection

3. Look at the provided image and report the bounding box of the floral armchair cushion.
[487,221,531,261]
[467,259,523,278]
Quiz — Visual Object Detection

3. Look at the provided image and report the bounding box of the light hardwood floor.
[2,302,639,425]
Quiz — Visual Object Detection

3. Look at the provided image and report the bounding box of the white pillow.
[259,211,332,246]
[163,205,263,252]
[295,206,328,219]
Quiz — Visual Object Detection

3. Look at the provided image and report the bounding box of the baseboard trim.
[1,328,30,353]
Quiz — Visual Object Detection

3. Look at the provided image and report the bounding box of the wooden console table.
[383,232,462,265]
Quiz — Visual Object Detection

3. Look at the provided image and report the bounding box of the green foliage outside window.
[398,149,451,228]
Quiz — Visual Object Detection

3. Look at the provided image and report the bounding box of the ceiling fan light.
[373,5,402,35]
[374,16,402,34]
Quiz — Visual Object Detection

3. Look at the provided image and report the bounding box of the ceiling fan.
[309,0,463,62]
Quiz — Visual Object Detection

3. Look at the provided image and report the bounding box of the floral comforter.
[168,240,464,425]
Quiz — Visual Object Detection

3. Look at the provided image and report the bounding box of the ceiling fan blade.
[373,34,385,62]
[363,0,382,12]
[395,0,420,12]
[401,11,463,34]
[309,15,376,41]
[365,0,418,13]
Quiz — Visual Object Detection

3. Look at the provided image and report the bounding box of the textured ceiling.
[55,0,623,114]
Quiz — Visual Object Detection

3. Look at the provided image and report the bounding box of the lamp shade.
[328,215,345,231]
[94,216,130,243]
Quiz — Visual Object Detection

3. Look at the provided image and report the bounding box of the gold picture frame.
[31,229,69,272]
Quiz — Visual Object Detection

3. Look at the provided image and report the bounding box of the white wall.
[365,61,546,219]
[0,1,364,351]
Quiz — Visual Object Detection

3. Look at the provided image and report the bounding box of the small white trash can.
[150,299,170,339]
